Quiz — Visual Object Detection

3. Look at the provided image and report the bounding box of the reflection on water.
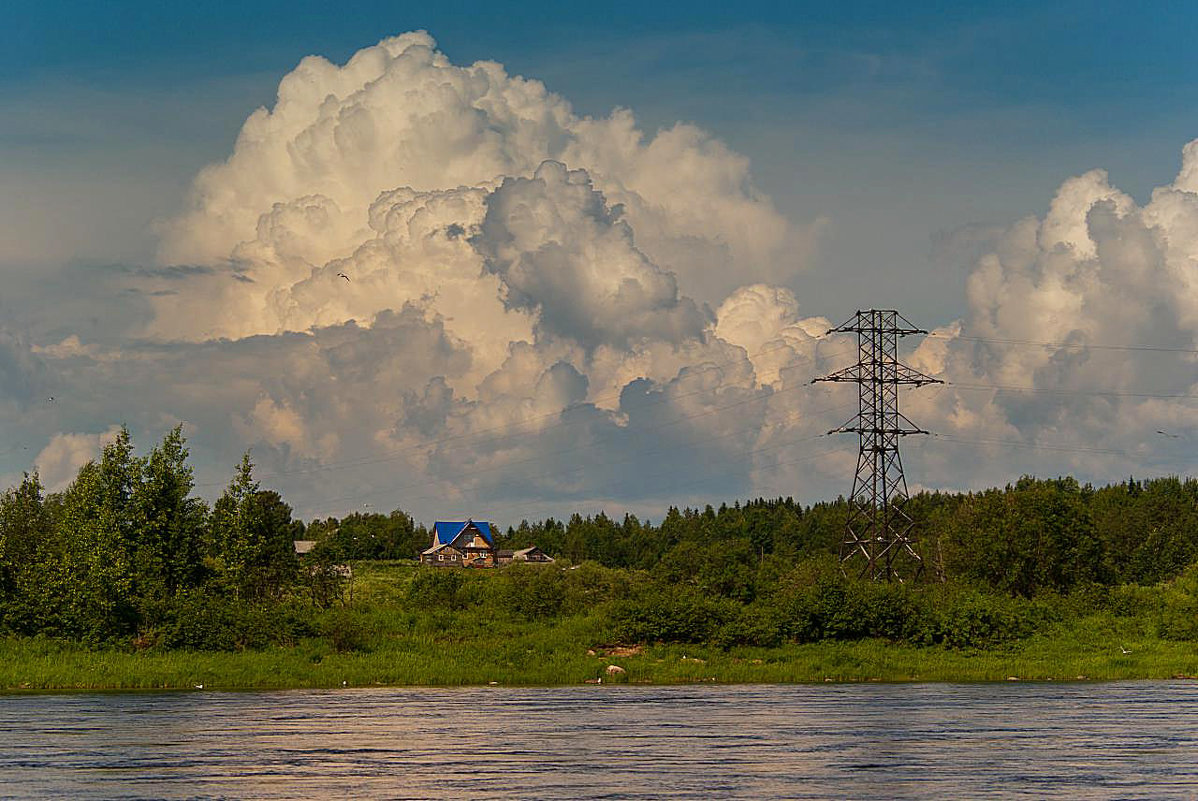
[2,682,1197,799]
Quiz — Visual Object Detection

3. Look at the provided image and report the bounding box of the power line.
[928,332,1198,355]
[947,382,1198,401]
[917,434,1128,457]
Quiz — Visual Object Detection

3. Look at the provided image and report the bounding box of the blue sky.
[5,1,1197,325]
[2,1,1197,518]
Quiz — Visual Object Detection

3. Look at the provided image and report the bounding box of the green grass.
[3,624,1195,691]
[3,560,1196,691]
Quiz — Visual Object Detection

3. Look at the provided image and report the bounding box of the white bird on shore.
[194,683,204,689]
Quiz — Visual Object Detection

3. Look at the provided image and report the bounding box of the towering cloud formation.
[2,33,1195,519]
[906,147,1198,489]
[109,31,829,517]
[152,31,791,343]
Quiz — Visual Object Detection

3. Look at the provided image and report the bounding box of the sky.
[2,1,1197,524]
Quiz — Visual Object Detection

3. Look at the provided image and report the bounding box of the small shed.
[498,546,555,565]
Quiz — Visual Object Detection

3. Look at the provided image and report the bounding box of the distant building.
[421,520,496,567]
[497,546,556,566]
[293,539,352,598]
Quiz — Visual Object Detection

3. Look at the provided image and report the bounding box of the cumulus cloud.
[3,31,1197,523]
[155,31,793,328]
[34,425,123,492]
[0,329,44,410]
[904,148,1198,490]
[53,31,828,518]
[476,161,708,350]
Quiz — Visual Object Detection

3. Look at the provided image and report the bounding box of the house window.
[438,554,444,561]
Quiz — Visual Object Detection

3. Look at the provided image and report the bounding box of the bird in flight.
[1156,430,1181,439]
[337,272,350,282]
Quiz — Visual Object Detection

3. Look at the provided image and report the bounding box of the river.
[2,682,1196,799]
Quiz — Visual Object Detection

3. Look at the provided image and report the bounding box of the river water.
[2,682,1196,799]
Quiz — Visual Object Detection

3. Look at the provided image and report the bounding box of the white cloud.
[3,32,1197,523]
[34,425,122,492]
[906,140,1198,490]
[151,31,795,344]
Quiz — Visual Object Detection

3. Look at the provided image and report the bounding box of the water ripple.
[1,683,1196,799]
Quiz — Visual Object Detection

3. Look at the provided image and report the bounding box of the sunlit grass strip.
[2,632,1196,692]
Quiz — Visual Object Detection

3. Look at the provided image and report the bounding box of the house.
[293,539,353,601]
[420,520,496,567]
[294,539,352,577]
[497,546,556,566]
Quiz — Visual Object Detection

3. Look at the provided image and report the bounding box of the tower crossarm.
[813,365,942,386]
[893,364,943,386]
[824,309,928,338]
[827,424,931,437]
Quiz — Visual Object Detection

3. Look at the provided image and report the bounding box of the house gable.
[450,525,493,551]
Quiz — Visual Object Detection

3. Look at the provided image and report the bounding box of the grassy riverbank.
[5,454,1198,691]
[2,628,1196,691]
[3,557,1197,690]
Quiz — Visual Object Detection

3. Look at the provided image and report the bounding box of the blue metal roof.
[433,520,493,547]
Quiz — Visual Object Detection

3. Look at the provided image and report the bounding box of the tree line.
[2,427,1196,650]
[308,475,1198,597]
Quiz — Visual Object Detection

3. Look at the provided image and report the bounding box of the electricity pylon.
[814,310,941,582]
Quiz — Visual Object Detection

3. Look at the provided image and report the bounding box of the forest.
[1,427,1197,681]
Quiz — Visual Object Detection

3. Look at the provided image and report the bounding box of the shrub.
[1155,564,1198,640]
[712,603,785,648]
[493,564,567,620]
[610,587,738,644]
[160,590,315,651]
[771,576,920,643]
[319,607,373,653]
[405,569,465,609]
[924,590,1053,649]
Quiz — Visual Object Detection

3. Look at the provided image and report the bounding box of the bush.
[771,577,921,643]
[160,590,315,651]
[559,562,641,613]
[493,564,567,620]
[921,589,1054,649]
[712,603,785,648]
[1154,564,1198,640]
[610,587,739,644]
[319,607,373,653]
[304,562,350,608]
[405,569,465,609]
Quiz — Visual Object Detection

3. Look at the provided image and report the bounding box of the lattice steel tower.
[814,310,941,582]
